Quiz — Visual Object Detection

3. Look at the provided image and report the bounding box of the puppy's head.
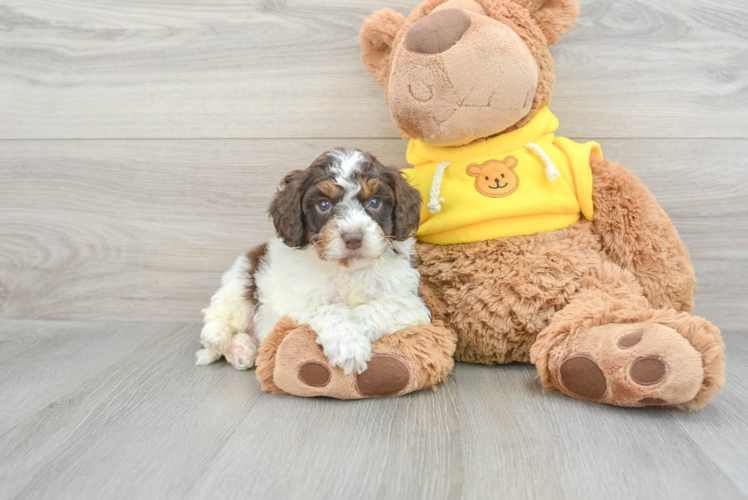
[269,149,421,266]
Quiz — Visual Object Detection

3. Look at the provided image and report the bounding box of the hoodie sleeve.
[553,137,601,222]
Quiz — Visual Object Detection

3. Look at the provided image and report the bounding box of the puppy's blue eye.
[368,198,380,209]
[318,200,331,212]
[485,176,489,180]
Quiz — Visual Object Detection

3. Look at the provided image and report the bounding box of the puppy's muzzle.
[342,232,364,250]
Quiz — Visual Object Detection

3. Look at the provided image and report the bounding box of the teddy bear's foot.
[255,317,456,399]
[551,322,703,407]
[541,311,725,409]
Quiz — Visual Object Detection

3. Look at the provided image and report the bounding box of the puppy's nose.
[342,232,364,250]
[405,8,471,54]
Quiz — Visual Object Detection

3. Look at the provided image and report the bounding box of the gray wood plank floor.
[0,319,746,500]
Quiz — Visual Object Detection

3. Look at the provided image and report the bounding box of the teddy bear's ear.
[359,8,407,86]
[519,0,580,45]
[467,164,482,177]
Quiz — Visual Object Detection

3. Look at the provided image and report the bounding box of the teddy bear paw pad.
[355,355,410,397]
[298,362,331,387]
[616,331,643,349]
[629,357,667,386]
[558,355,607,400]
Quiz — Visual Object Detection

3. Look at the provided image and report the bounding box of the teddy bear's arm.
[590,153,696,313]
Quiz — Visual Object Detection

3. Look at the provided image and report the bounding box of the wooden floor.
[0,319,745,500]
[1,0,748,498]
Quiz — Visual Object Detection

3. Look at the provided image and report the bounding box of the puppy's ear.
[384,167,422,241]
[517,0,580,44]
[359,8,407,86]
[268,170,307,247]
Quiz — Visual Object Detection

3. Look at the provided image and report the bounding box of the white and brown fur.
[196,149,431,374]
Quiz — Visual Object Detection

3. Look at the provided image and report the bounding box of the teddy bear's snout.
[405,8,471,54]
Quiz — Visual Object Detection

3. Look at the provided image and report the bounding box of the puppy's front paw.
[322,335,372,375]
[353,306,384,342]
[200,321,233,354]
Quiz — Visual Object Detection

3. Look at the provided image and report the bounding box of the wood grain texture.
[1,138,746,330]
[0,320,260,500]
[0,320,184,434]
[0,320,746,500]
[675,336,748,494]
[454,360,746,500]
[0,138,405,323]
[185,376,464,500]
[0,0,747,140]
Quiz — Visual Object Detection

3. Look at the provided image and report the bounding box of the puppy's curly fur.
[197,149,431,375]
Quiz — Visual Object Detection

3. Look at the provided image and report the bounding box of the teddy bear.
[350,0,726,409]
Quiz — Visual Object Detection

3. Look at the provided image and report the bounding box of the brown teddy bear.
[351,0,726,409]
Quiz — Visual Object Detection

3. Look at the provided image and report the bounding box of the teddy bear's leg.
[255,317,456,399]
[530,262,725,409]
[590,153,697,312]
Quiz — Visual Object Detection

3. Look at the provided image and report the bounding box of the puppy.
[196,148,432,374]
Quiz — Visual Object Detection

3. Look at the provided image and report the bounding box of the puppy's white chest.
[328,276,371,308]
[343,283,370,308]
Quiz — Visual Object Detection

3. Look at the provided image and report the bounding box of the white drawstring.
[525,142,560,182]
[427,161,451,214]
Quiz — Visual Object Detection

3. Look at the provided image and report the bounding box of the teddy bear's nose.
[405,8,471,54]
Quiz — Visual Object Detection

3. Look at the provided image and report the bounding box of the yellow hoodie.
[402,107,602,245]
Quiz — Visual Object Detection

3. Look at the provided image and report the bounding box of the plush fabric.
[417,219,606,365]
[354,0,726,409]
[387,9,541,146]
[589,153,697,312]
[256,318,457,399]
[255,317,296,394]
[360,0,576,146]
[360,8,407,87]
[403,107,601,244]
[532,299,723,410]
[404,8,472,54]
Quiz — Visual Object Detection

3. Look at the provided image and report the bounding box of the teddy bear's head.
[360,0,579,147]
